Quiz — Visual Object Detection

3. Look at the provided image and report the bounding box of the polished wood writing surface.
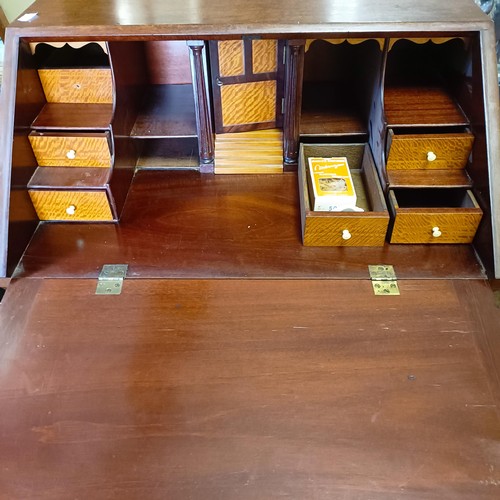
[0,277,499,498]
[17,170,486,279]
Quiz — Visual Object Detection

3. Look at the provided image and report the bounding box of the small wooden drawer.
[386,129,474,170]
[28,190,114,221]
[38,68,113,104]
[388,188,482,244]
[29,132,112,168]
[299,143,390,246]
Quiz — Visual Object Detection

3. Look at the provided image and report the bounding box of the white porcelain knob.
[66,149,76,160]
[342,229,352,240]
[66,205,76,215]
[432,226,442,238]
[427,151,437,162]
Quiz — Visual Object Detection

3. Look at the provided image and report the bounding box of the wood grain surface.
[299,144,389,246]
[252,39,278,74]
[29,133,112,167]
[384,87,469,127]
[218,40,245,77]
[0,277,499,499]
[38,68,114,104]
[29,190,114,221]
[7,0,488,35]
[221,81,277,127]
[16,170,485,279]
[214,129,283,173]
[389,190,483,244]
[386,131,474,170]
[32,103,114,130]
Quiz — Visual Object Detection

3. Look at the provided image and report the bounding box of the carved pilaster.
[187,41,214,173]
[283,40,305,168]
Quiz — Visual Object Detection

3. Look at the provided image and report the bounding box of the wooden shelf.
[131,84,197,138]
[135,137,199,168]
[17,170,484,280]
[32,103,114,130]
[27,166,111,189]
[384,86,469,127]
[387,169,473,188]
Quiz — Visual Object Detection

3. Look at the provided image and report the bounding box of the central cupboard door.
[210,39,285,133]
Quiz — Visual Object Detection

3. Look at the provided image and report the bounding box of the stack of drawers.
[298,37,483,247]
[27,42,117,222]
[384,89,482,244]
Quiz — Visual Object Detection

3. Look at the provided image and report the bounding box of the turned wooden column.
[187,41,214,172]
[283,39,305,169]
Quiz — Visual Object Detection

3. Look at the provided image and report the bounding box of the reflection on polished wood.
[17,170,485,279]
[0,277,499,498]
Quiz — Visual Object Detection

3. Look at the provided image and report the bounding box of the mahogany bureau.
[1,1,500,498]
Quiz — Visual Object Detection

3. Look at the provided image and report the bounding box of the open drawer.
[388,188,482,244]
[29,131,113,168]
[28,166,115,221]
[298,143,389,246]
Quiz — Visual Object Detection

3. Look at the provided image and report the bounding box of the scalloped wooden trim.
[29,41,109,54]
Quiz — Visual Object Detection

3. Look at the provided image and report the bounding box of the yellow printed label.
[308,157,357,211]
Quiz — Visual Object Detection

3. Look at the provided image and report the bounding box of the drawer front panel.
[38,68,114,104]
[303,215,389,246]
[386,132,474,170]
[390,210,482,243]
[29,134,111,168]
[29,190,114,221]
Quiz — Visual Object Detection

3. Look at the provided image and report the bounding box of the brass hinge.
[95,264,128,295]
[368,264,400,296]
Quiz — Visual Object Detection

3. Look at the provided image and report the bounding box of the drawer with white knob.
[299,143,390,247]
[37,68,113,104]
[388,188,482,244]
[27,166,116,222]
[29,131,112,168]
[28,190,114,221]
[385,129,474,171]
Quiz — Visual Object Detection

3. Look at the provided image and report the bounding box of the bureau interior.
[5,33,495,278]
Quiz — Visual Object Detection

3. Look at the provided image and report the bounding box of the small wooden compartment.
[29,131,112,168]
[301,39,383,137]
[28,166,115,221]
[388,188,482,244]
[299,143,389,246]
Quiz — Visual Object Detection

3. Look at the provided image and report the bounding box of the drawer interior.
[300,143,387,213]
[391,187,478,209]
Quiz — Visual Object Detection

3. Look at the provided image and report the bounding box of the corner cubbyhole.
[384,38,470,128]
[109,41,199,169]
[300,39,383,138]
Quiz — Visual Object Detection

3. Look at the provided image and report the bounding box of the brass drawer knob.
[427,151,437,162]
[66,149,77,160]
[66,204,77,216]
[342,229,352,240]
[432,226,442,238]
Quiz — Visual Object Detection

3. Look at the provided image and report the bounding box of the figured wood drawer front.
[29,133,111,167]
[389,190,482,244]
[29,190,114,221]
[386,131,474,170]
[303,216,389,246]
[38,68,113,104]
